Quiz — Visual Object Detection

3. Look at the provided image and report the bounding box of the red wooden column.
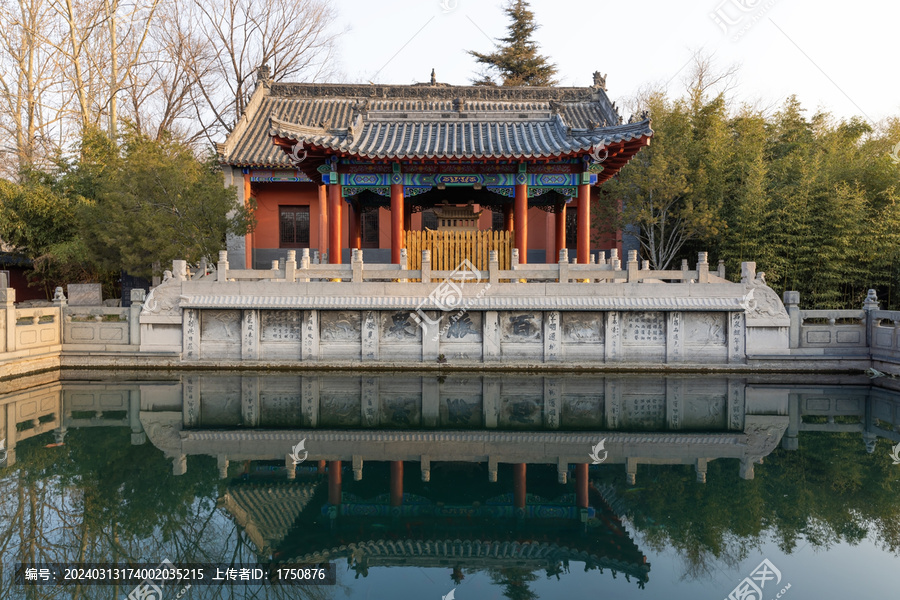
[390,461,404,507]
[390,183,404,264]
[504,203,514,233]
[514,182,528,263]
[577,184,591,265]
[244,172,253,268]
[318,184,328,261]
[328,184,342,264]
[317,460,326,474]
[349,202,361,250]
[513,463,527,511]
[575,463,589,509]
[328,460,342,505]
[555,200,567,261]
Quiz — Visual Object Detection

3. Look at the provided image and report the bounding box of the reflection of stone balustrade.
[143,372,900,483]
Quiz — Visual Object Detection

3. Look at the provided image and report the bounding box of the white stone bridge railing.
[210,249,731,285]
[62,304,143,351]
[0,280,62,356]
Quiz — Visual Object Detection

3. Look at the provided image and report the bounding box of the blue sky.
[330,0,899,126]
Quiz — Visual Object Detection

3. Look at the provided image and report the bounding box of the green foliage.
[603,81,900,308]
[599,91,726,269]
[468,0,557,87]
[0,125,251,287]
[73,125,251,278]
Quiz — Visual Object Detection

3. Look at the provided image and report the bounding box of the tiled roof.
[221,81,651,167]
[222,481,321,553]
[268,114,651,161]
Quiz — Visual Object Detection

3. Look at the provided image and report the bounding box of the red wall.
[249,183,621,263]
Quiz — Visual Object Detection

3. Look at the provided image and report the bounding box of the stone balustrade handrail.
[212,249,729,285]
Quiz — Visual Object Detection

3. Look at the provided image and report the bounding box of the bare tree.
[0,0,66,177]
[188,0,340,142]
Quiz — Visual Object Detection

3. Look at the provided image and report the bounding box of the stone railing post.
[173,260,187,281]
[300,249,311,282]
[312,250,320,265]
[558,249,569,283]
[681,259,690,283]
[421,250,432,284]
[271,260,280,278]
[488,250,499,285]
[718,259,726,279]
[399,248,408,283]
[784,291,801,348]
[740,261,756,284]
[351,249,363,283]
[863,289,879,348]
[216,251,229,282]
[511,248,519,268]
[129,288,145,345]
[626,250,639,283]
[697,252,709,283]
[285,250,297,282]
[0,278,15,353]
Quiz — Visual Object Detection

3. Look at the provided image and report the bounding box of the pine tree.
[468,0,557,87]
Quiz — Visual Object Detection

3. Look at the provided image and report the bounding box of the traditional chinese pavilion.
[217,68,652,268]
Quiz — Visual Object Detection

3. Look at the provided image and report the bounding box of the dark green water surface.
[1,370,899,599]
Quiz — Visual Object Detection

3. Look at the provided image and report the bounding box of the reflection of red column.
[390,461,404,507]
[317,460,326,474]
[328,184,342,264]
[328,461,342,505]
[391,183,404,264]
[577,184,590,265]
[575,463,589,509]
[555,201,567,261]
[513,463,527,510]
[349,202,361,250]
[514,183,528,264]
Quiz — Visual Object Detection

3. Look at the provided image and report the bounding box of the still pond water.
[1,370,899,599]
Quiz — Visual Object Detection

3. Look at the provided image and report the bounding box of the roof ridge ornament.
[592,72,607,91]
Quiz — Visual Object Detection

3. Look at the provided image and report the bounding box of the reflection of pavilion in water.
[3,373,900,587]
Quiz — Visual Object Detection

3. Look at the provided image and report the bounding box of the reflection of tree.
[615,431,900,579]
[0,428,337,600]
[488,567,539,600]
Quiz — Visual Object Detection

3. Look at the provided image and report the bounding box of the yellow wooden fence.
[405,230,511,275]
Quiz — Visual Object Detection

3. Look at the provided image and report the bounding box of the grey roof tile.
[221,82,651,167]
